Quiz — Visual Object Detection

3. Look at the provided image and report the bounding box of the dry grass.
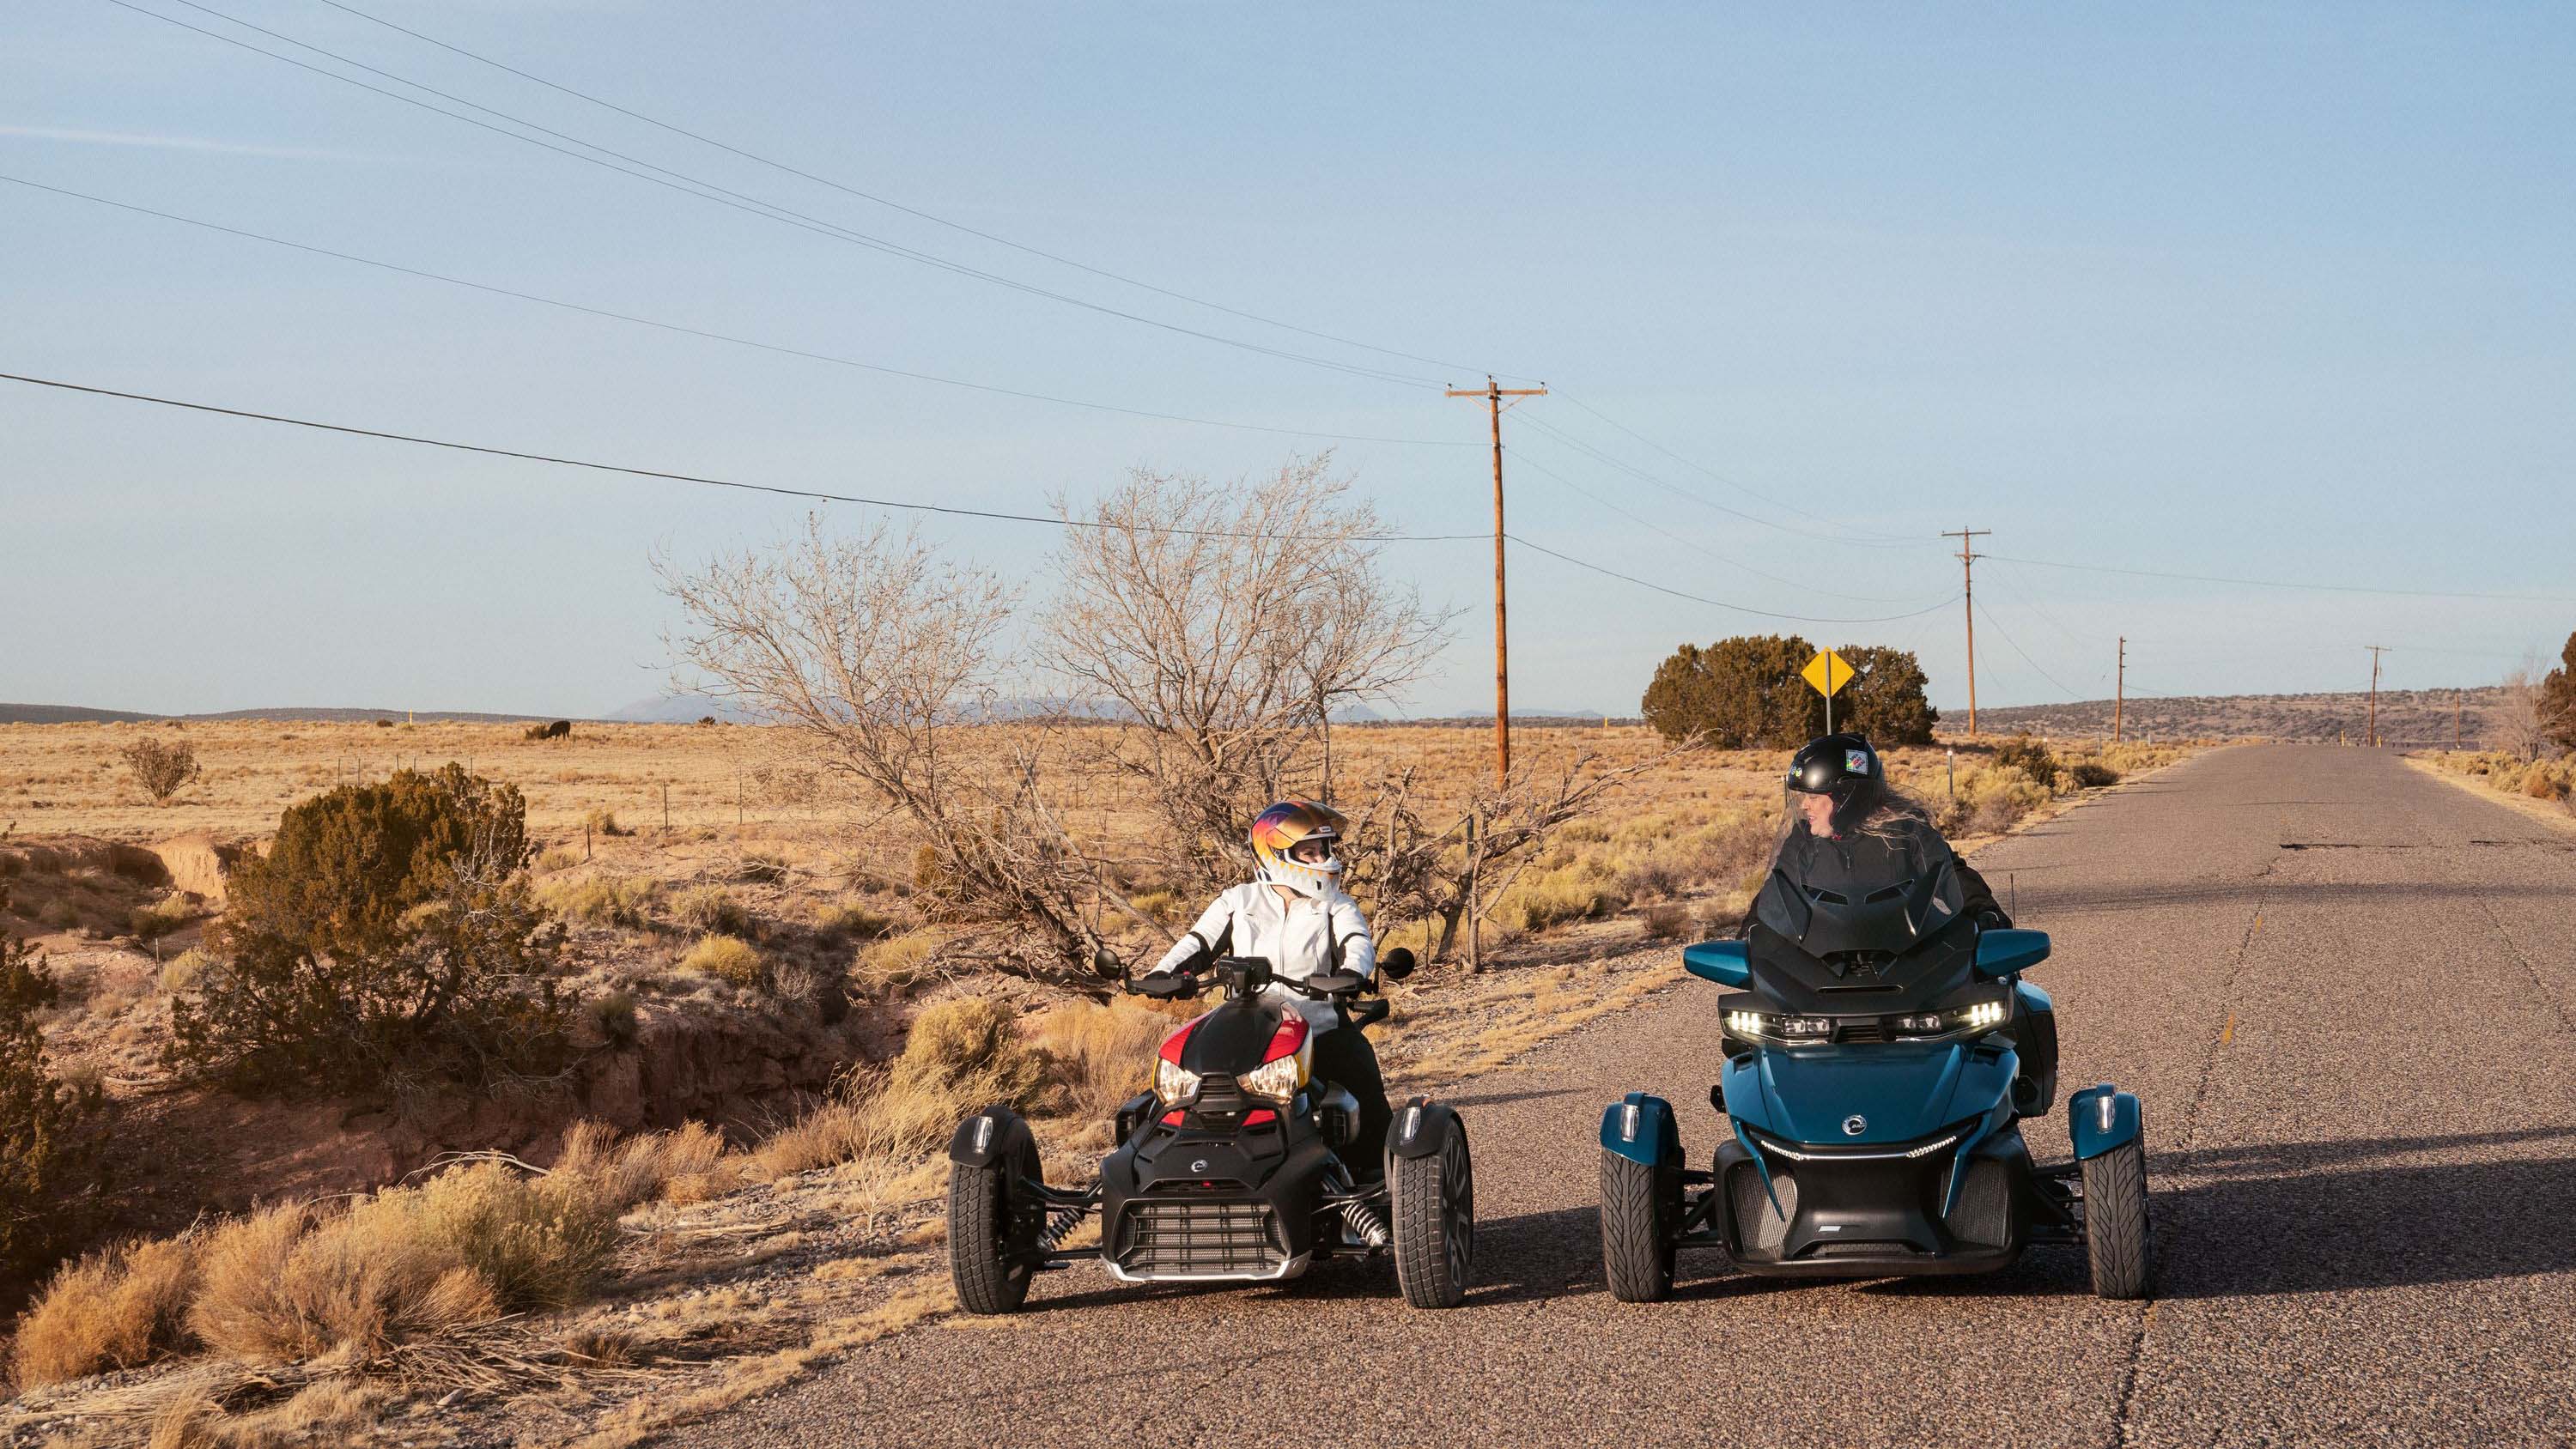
[671,883,750,934]
[1033,1002,1168,1122]
[536,874,659,929]
[853,930,942,995]
[14,1234,201,1387]
[679,933,762,985]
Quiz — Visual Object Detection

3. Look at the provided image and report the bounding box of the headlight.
[1895,997,2011,1037]
[1155,1057,1200,1105]
[1238,1053,1302,1103]
[1722,1009,1832,1043]
[1960,998,2008,1031]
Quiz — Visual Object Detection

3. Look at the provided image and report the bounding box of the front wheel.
[1391,1126,1473,1308]
[1599,1150,1676,1302]
[2081,1132,2151,1300]
[947,1143,1040,1314]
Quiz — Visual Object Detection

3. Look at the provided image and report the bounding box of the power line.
[1504,447,1945,605]
[102,0,1443,388]
[2,173,1471,449]
[1514,410,1930,549]
[1973,599,2086,702]
[1504,535,1963,626]
[0,369,1491,542]
[301,0,1533,386]
[1984,550,2576,606]
[1558,394,1918,543]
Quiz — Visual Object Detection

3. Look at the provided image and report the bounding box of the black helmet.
[1786,733,1886,835]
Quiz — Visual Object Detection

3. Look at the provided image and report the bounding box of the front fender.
[1599,1091,1680,1169]
[947,1103,1036,1169]
[2068,1083,2141,1161]
[1388,1094,1463,1161]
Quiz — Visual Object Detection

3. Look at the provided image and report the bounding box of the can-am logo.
[1189,1159,1209,1173]
[1842,1115,1868,1136]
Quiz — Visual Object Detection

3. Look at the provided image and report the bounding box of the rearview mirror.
[1682,940,1750,988]
[1091,946,1125,980]
[1974,927,2050,979]
[1379,947,1416,981]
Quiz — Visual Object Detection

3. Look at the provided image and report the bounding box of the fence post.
[1466,807,1481,975]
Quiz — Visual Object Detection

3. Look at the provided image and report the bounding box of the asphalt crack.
[2103,856,2277,1449]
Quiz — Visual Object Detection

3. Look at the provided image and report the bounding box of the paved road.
[674,747,2576,1449]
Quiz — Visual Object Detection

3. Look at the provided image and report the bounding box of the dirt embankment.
[5,832,889,1253]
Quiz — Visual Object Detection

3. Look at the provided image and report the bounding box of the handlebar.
[1121,956,1377,1003]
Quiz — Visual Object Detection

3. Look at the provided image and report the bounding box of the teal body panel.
[1600,1091,1680,1167]
[1728,1040,2020,1146]
[2068,1083,2141,1159]
[1682,939,1751,988]
[2015,980,2052,1016]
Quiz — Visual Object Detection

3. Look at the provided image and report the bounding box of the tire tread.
[1599,1150,1675,1302]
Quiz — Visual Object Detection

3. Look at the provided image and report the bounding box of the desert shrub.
[1035,1002,1169,1119]
[813,897,892,941]
[0,917,99,1298]
[586,989,639,1046]
[409,1161,622,1311]
[1959,765,2050,834]
[673,884,751,935]
[1498,862,1627,934]
[187,1200,497,1363]
[737,850,792,884]
[1641,903,1691,940]
[538,874,657,928]
[2525,765,2570,801]
[1994,737,2060,791]
[1641,636,1935,747]
[2068,762,2121,789]
[13,1233,201,1387]
[1129,889,1183,927]
[523,720,572,741]
[583,809,627,838]
[680,933,762,985]
[128,891,193,943]
[533,846,580,873]
[854,931,942,995]
[118,738,201,805]
[166,767,567,1093]
[159,948,211,996]
[892,996,1041,1106]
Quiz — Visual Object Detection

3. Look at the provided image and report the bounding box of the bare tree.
[118,737,200,805]
[1038,458,1452,893]
[2488,663,2553,762]
[1348,743,1698,967]
[657,518,1109,976]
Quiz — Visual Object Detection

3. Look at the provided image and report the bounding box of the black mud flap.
[1387,1094,1460,1162]
[949,1103,1036,1169]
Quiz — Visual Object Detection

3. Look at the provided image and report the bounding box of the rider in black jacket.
[1768,732,2009,929]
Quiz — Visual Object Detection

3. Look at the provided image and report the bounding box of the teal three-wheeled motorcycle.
[1597,858,2149,1300]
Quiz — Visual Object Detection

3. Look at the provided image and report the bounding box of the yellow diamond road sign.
[1802,648,1854,697]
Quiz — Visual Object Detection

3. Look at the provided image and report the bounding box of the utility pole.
[2114,636,2126,743]
[1448,374,1548,787]
[1942,529,1991,736]
[2365,646,2389,747]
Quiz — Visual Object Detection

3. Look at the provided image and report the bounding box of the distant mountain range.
[1968,686,2506,747]
[0,703,571,725]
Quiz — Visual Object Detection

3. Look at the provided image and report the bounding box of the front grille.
[1836,1022,1889,1044]
[1114,1200,1288,1278]
[1809,1240,1922,1258]
[1943,1155,2013,1247]
[1728,1161,1796,1255]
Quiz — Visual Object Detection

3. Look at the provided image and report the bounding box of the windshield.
[1753,809,1969,956]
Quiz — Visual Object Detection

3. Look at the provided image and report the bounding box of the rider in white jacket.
[1148,798,1391,1173]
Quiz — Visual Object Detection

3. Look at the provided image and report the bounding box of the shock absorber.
[1036,1203,1089,1254]
[1340,1198,1390,1248]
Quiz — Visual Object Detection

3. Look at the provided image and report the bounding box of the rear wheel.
[1599,1149,1676,1302]
[947,1139,1040,1314]
[1391,1126,1473,1308]
[2082,1132,2151,1300]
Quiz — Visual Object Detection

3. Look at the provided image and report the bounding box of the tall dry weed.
[12,1234,201,1387]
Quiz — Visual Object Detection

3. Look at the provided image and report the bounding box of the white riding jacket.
[1149,882,1377,1032]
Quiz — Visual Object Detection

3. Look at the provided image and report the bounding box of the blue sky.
[5,2,2570,718]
